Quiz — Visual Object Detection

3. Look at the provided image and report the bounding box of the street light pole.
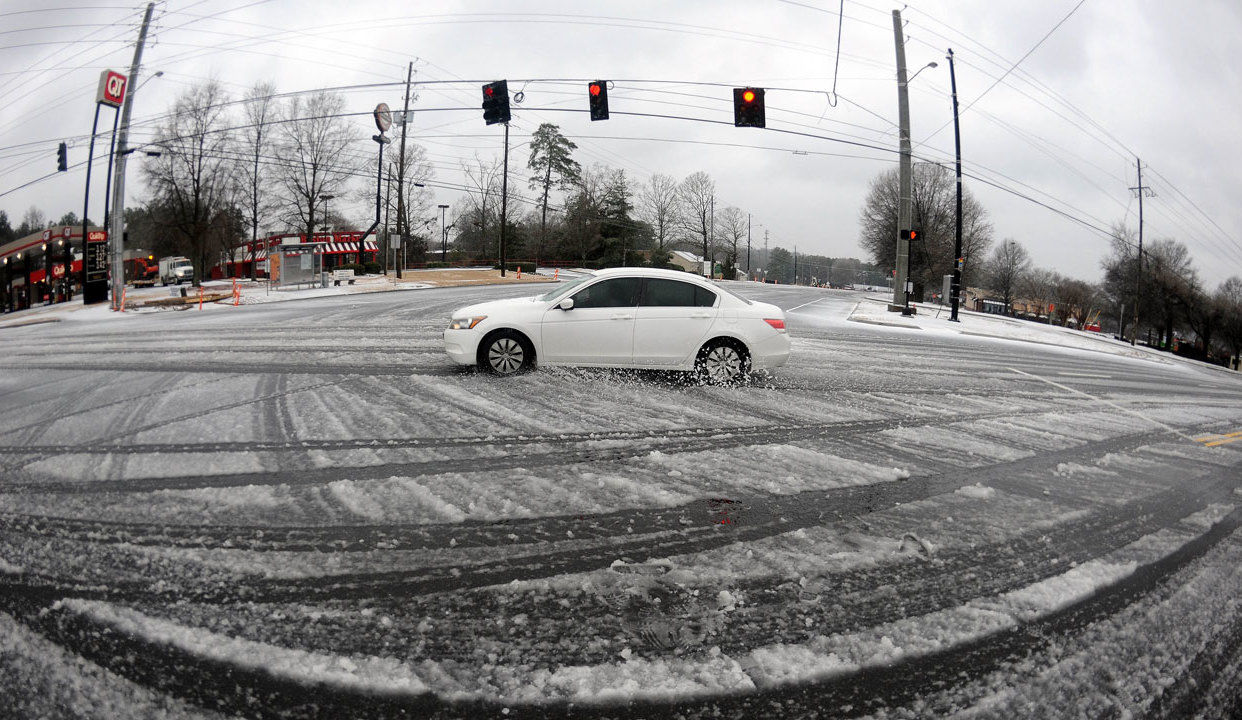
[947,48,964,322]
[438,204,449,262]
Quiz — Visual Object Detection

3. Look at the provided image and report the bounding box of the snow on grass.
[955,483,996,500]
[59,599,430,696]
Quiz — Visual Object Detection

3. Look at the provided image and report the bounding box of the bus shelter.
[269,241,326,290]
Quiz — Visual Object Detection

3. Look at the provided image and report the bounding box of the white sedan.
[443,268,790,382]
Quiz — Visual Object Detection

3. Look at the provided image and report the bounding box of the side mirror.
[558,297,574,311]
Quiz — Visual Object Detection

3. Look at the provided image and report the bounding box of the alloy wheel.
[488,337,525,374]
[702,345,742,383]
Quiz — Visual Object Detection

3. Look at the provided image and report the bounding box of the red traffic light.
[484,86,494,98]
[589,83,602,97]
[733,87,765,127]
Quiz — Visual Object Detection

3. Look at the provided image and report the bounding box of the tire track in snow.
[4,501,1239,720]
[390,468,1240,668]
[0,404,1108,494]
[2,427,1205,607]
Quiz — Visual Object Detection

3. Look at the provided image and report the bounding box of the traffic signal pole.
[890,9,914,313]
[499,121,509,277]
[947,48,964,322]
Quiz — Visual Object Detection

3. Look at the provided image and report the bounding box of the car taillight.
[764,318,786,332]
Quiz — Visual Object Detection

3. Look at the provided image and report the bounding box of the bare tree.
[274,90,358,239]
[1053,276,1098,327]
[16,206,46,236]
[459,155,504,260]
[1020,267,1060,320]
[1216,277,1242,367]
[361,142,435,263]
[716,206,747,279]
[638,173,680,260]
[676,171,715,271]
[237,81,277,279]
[142,80,238,284]
[859,163,993,290]
[985,238,1031,313]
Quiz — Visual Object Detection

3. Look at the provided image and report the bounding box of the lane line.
[785,298,827,313]
[1205,436,1242,448]
[1009,367,1197,442]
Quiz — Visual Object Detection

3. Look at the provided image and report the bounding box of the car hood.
[450,295,544,318]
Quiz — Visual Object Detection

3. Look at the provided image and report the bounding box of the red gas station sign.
[97,70,127,108]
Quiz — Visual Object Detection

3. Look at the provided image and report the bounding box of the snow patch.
[955,483,997,499]
[59,599,430,696]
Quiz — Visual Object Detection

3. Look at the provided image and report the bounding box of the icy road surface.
[2,282,1241,719]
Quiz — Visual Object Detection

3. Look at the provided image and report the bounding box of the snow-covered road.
[2,282,1241,719]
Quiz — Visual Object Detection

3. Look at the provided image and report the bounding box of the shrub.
[495,261,536,273]
[362,261,381,275]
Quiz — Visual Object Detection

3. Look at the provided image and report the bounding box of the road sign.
[97,70,127,108]
[374,103,392,132]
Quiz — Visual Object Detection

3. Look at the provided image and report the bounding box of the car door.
[540,276,641,365]
[632,278,719,366]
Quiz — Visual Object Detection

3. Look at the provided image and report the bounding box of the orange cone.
[553,268,559,280]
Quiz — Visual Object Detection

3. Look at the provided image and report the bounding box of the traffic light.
[909,229,921,243]
[733,87,765,128]
[588,80,609,121]
[481,80,510,125]
[57,142,67,171]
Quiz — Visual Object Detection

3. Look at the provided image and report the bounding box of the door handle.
[690,312,712,318]
[611,313,634,320]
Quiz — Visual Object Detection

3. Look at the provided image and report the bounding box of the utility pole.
[890,9,913,314]
[392,62,413,279]
[947,47,964,322]
[108,1,154,309]
[1129,158,1153,345]
[746,212,752,276]
[793,246,798,285]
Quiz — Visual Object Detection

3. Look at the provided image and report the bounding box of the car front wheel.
[479,330,534,376]
[695,339,750,384]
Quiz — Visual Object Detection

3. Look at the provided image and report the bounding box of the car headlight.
[448,315,487,330]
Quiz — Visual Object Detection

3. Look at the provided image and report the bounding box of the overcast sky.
[2,0,1240,286]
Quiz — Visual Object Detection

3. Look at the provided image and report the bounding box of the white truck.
[158,256,194,285]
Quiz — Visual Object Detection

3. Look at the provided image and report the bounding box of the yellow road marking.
[1195,430,1242,444]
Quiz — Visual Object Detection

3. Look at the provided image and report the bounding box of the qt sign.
[97,70,128,108]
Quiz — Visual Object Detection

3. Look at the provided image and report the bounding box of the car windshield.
[537,274,593,301]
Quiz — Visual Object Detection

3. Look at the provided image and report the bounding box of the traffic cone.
[198,286,204,310]
[517,266,522,279]
[120,288,126,312]
[553,268,559,280]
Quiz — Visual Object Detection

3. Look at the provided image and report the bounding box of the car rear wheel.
[479,330,534,376]
[695,339,750,384]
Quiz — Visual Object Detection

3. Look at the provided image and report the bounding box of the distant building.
[668,250,704,273]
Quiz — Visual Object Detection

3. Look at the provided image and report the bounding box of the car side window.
[571,277,641,309]
[638,279,718,307]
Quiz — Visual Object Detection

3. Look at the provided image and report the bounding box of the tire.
[695,339,751,384]
[479,330,535,376]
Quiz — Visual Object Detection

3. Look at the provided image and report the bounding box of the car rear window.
[641,278,717,307]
